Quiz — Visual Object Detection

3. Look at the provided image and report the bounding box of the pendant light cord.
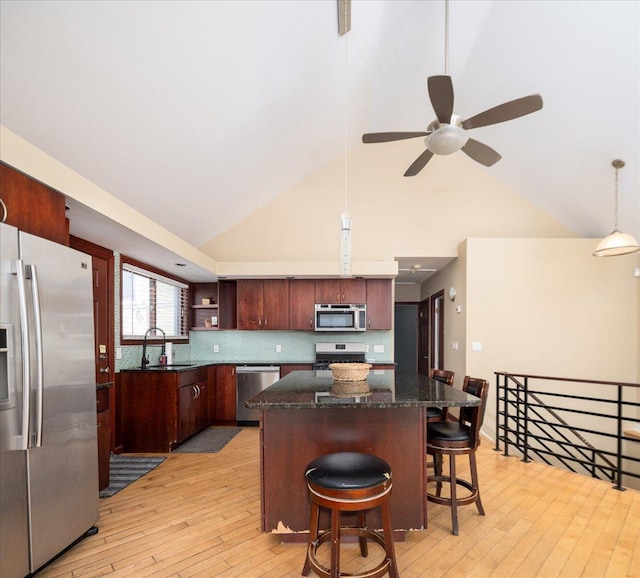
[444,0,449,75]
[344,24,349,215]
[613,165,619,230]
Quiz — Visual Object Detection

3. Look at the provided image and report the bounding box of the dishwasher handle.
[236,365,280,373]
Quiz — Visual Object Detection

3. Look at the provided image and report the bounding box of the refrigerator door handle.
[27,264,44,448]
[15,259,30,451]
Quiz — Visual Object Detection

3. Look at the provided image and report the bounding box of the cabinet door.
[179,384,197,441]
[0,163,69,245]
[279,364,313,378]
[366,279,392,330]
[195,382,209,432]
[237,280,263,329]
[315,279,366,303]
[215,365,236,423]
[289,279,315,330]
[314,279,341,303]
[340,278,366,303]
[263,279,289,329]
[207,366,217,423]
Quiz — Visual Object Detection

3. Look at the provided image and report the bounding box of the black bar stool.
[301,452,399,578]
[427,376,489,535]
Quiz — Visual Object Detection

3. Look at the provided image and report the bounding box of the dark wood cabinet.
[96,387,112,491]
[120,367,209,452]
[0,162,69,245]
[279,364,313,378]
[179,379,208,441]
[315,278,366,304]
[366,279,393,330]
[289,279,315,330]
[215,365,236,423]
[237,279,289,330]
[191,282,237,331]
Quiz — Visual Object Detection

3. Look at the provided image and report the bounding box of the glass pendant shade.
[340,213,352,277]
[593,159,640,257]
[593,230,640,257]
[426,125,469,155]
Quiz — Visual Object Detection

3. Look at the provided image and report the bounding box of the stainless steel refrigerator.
[0,222,99,577]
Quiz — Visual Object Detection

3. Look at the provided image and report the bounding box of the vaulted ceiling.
[1,0,638,283]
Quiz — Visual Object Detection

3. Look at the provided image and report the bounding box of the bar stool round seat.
[302,452,399,578]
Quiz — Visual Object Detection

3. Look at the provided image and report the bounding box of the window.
[121,259,189,342]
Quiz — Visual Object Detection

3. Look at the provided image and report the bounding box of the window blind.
[121,264,189,340]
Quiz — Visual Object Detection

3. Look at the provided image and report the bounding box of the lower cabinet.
[179,380,208,441]
[120,367,209,453]
[215,365,237,423]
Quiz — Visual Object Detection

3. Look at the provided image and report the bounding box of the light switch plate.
[472,341,482,351]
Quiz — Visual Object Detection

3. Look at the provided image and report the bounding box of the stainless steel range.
[313,342,368,373]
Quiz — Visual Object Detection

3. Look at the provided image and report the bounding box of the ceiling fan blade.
[362,132,428,144]
[461,138,501,167]
[461,94,543,130]
[428,75,454,124]
[404,149,434,177]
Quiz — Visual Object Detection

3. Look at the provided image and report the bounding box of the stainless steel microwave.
[314,304,366,332]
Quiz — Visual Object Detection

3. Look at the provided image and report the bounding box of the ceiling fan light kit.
[593,159,640,257]
[362,2,543,176]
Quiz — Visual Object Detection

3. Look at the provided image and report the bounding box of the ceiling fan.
[362,2,543,177]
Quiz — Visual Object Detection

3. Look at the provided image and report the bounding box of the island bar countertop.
[245,369,481,410]
[247,370,482,539]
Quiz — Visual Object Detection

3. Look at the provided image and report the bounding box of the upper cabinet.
[365,279,392,330]
[314,278,366,304]
[289,279,315,330]
[0,163,69,245]
[237,279,289,330]
[193,278,391,332]
[191,281,237,331]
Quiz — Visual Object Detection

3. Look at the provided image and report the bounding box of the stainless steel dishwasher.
[236,365,280,425]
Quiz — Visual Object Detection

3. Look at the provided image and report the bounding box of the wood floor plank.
[34,428,639,578]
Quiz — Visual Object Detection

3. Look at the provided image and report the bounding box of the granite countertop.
[245,370,481,410]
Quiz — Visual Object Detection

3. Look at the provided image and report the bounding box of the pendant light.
[593,159,640,257]
[339,0,352,277]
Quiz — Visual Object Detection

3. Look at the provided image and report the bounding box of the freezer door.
[19,231,99,572]
[0,224,30,578]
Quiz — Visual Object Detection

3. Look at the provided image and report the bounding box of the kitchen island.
[246,369,481,541]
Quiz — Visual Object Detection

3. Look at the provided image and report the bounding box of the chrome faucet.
[141,327,166,369]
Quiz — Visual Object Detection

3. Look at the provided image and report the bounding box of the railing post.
[495,373,501,452]
[503,374,510,457]
[521,377,530,462]
[614,384,625,491]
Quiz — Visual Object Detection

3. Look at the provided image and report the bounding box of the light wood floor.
[38,428,639,578]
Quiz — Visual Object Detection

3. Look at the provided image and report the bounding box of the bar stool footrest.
[427,475,478,507]
[307,527,391,578]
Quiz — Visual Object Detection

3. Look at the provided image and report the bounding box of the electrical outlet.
[276,344,282,353]
[213,344,220,353]
[116,347,122,360]
[373,345,384,353]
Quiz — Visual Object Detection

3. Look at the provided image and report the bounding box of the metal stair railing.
[495,372,640,491]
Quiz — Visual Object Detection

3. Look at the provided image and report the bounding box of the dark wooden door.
[418,298,430,375]
[366,279,392,329]
[215,365,236,423]
[289,279,315,330]
[263,279,289,329]
[237,280,263,329]
[430,290,445,371]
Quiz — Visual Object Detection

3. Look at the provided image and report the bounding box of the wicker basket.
[331,380,371,398]
[329,362,371,382]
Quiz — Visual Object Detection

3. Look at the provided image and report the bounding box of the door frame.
[417,289,445,375]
